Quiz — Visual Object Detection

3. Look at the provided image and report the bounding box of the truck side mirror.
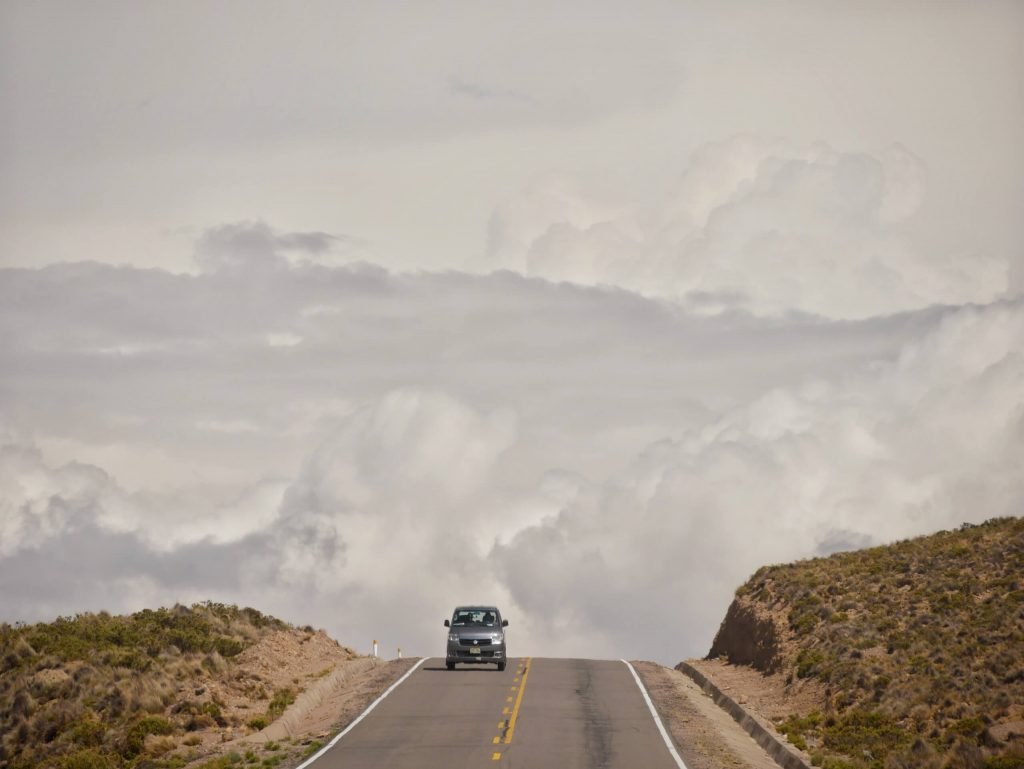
[502,619,509,627]
[444,619,450,627]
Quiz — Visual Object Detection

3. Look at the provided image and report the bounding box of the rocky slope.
[696,517,1024,769]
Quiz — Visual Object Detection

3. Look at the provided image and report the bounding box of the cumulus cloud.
[0,387,520,654]
[1,245,1020,663]
[492,299,1024,661]
[489,137,1010,319]
[0,445,113,557]
[246,390,521,642]
[284,390,516,518]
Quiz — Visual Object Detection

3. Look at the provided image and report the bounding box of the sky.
[1,1,1023,665]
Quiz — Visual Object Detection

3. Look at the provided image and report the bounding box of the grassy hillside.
[709,517,1024,769]
[0,602,333,769]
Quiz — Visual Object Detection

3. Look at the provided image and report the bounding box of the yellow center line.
[503,657,532,745]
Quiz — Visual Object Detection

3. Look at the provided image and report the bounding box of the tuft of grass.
[122,714,174,758]
[265,688,295,720]
[193,752,243,769]
[56,748,116,769]
[302,740,324,758]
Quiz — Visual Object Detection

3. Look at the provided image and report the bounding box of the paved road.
[307,657,683,769]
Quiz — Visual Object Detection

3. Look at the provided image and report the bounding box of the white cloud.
[0,445,112,557]
[490,137,1010,319]
[283,389,517,519]
[492,300,1024,661]
[0,247,1020,663]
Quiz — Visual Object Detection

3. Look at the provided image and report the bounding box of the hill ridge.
[0,602,364,769]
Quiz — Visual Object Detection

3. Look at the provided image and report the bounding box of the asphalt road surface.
[307,657,684,769]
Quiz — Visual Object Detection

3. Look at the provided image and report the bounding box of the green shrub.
[796,649,827,679]
[265,689,295,720]
[202,701,227,727]
[214,637,245,658]
[56,749,115,769]
[122,715,174,757]
[193,754,243,769]
[823,710,912,766]
[818,755,861,769]
[791,612,820,634]
[984,753,1024,769]
[948,716,985,742]
[69,717,106,748]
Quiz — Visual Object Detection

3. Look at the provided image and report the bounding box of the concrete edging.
[674,662,812,769]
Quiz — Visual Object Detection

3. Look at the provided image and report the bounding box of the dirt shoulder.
[256,657,419,769]
[242,657,416,747]
[634,661,786,769]
[178,626,419,768]
[684,658,825,727]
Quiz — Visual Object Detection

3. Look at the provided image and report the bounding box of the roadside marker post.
[372,639,378,658]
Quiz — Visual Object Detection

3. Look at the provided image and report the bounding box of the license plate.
[469,647,481,655]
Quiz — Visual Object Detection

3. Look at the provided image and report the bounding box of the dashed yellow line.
[490,658,533,761]
[503,658,532,744]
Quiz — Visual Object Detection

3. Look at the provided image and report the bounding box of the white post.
[398,647,402,659]
[372,639,378,658]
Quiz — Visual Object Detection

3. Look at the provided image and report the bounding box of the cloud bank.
[2,221,1020,662]
[489,138,1010,319]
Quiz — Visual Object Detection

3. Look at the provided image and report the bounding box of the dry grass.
[708,517,1024,769]
[0,602,307,769]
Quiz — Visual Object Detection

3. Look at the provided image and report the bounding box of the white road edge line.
[295,656,428,769]
[622,659,689,769]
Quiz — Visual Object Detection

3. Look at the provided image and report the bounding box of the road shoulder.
[633,661,783,769]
